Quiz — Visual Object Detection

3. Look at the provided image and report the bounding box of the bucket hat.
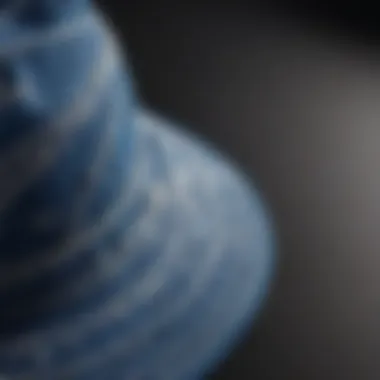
[0,1,275,379]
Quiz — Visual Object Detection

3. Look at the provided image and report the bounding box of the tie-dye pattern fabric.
[0,2,275,379]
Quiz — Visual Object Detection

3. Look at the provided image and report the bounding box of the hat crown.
[0,1,135,298]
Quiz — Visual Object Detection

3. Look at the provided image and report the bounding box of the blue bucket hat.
[0,1,275,379]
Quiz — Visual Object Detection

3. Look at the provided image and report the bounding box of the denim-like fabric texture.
[0,1,275,379]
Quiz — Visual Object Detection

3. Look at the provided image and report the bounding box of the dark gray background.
[98,2,380,379]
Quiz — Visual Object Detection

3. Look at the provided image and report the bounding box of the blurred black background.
[97,1,380,379]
